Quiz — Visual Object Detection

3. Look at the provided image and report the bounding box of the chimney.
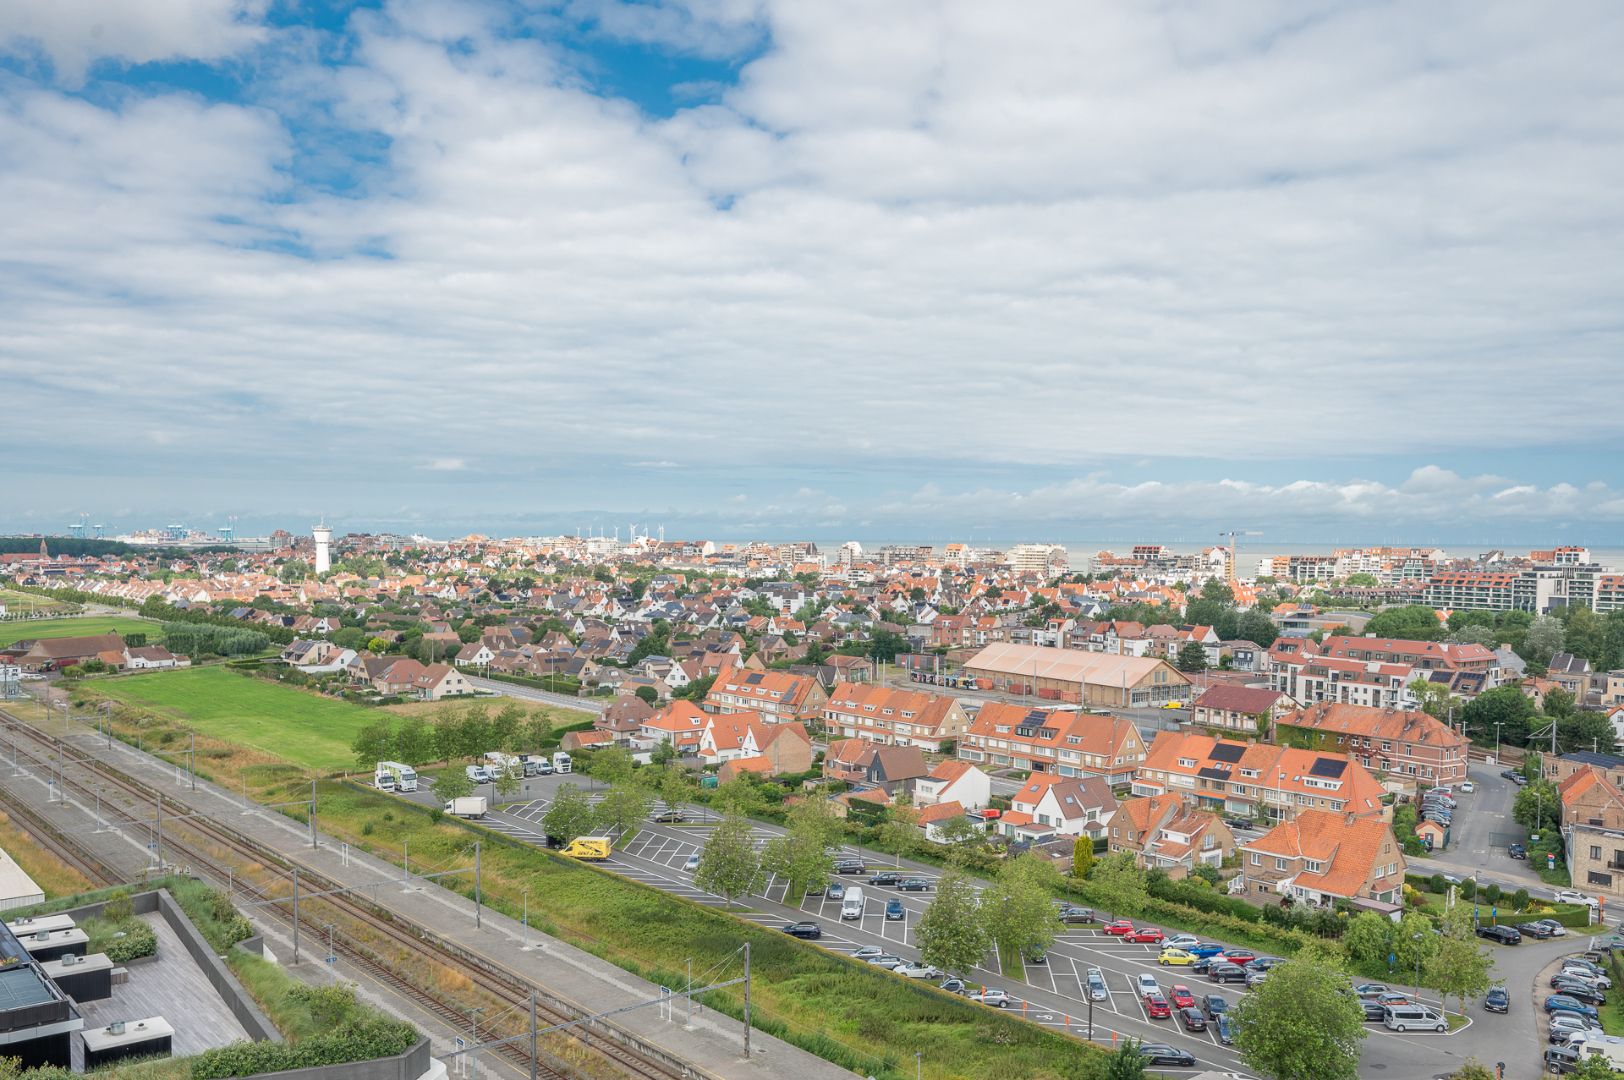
[1344,811,1355,827]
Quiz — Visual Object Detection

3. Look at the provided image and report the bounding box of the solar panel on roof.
[1197,767,1230,781]
[745,673,763,684]
[1209,744,1245,763]
[1308,758,1347,778]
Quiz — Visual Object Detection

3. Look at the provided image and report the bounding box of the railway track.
[0,710,690,1080]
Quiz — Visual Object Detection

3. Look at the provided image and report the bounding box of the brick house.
[1237,809,1406,907]
[703,669,827,724]
[1272,703,1469,785]
[958,703,1146,785]
[1559,765,1624,897]
[1135,731,1387,823]
[821,682,970,751]
[1190,684,1294,736]
[1108,793,1235,879]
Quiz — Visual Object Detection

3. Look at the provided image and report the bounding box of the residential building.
[958,703,1147,785]
[1004,773,1118,840]
[1108,793,1235,879]
[13,632,126,672]
[698,713,813,774]
[1559,766,1624,897]
[1189,685,1294,736]
[1271,703,1469,785]
[961,642,1191,708]
[820,739,928,793]
[703,669,827,724]
[1134,731,1387,823]
[636,700,708,755]
[1237,810,1406,907]
[123,645,188,670]
[821,683,970,751]
[912,760,991,810]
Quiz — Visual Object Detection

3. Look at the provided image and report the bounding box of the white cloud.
[0,0,269,83]
[420,458,469,472]
[2,1,1624,528]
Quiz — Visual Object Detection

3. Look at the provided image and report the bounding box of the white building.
[313,523,332,575]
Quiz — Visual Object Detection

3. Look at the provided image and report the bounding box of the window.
[1275,857,1288,870]
[1592,846,1603,861]
[1589,871,1614,888]
[1251,853,1261,865]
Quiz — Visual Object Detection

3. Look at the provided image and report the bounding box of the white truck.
[483,751,523,778]
[841,886,865,920]
[444,796,488,819]
[517,754,553,777]
[552,751,572,774]
[465,764,492,784]
[375,761,418,792]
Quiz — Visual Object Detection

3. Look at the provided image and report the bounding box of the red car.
[1126,928,1165,944]
[1214,951,1256,967]
[1170,985,1195,1009]
[1145,993,1172,1019]
[1102,919,1136,936]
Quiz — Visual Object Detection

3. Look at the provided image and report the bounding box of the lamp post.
[1412,932,1424,1001]
[1493,721,1504,763]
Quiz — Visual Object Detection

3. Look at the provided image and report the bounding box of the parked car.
[1057,905,1095,924]
[651,809,688,823]
[885,898,905,921]
[938,977,967,995]
[1136,1045,1196,1068]
[783,921,822,939]
[1213,950,1257,967]
[1136,972,1161,997]
[1477,925,1521,945]
[967,988,1011,1008]
[1165,934,1200,950]
[897,878,932,892]
[1102,919,1136,936]
[1246,956,1286,973]
[1353,983,1390,998]
[1169,984,1195,1009]
[1086,968,1109,1001]
[1246,969,1269,987]
[1545,994,1600,1020]
[1200,993,1229,1019]
[1518,921,1556,939]
[1126,927,1165,944]
[1500,769,1519,781]
[1459,781,1475,793]
[1209,963,1248,984]
[893,962,941,979]
[1555,890,1602,908]
[1508,842,1528,859]
[1179,1007,1207,1031]
[1539,919,1570,938]
[1549,1013,1603,1043]
[1382,1003,1447,1032]
[827,881,846,900]
[1159,948,1196,967]
[1377,992,1411,1007]
[865,954,904,968]
[1145,994,1172,1019]
[684,853,701,871]
[1484,986,1510,1013]
[1546,1045,1588,1074]
[851,946,883,960]
[1215,1014,1233,1045]
[1550,978,1605,1006]
[1563,960,1609,986]
[834,858,865,874]
[868,871,901,887]
[1358,999,1386,1021]
[1187,942,1226,958]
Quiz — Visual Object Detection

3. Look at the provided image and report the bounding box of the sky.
[3,1,1624,545]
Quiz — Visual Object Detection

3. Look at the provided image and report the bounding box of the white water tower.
[313,522,332,574]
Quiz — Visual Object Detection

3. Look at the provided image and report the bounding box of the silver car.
[1086,967,1109,1001]
[968,988,1011,1008]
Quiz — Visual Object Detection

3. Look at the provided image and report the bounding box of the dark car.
[885,899,905,921]
[1209,963,1248,984]
[1550,979,1605,1006]
[1545,995,1600,1020]
[1057,905,1095,924]
[1223,816,1255,830]
[1358,998,1386,1021]
[1246,956,1286,973]
[938,977,967,995]
[1501,768,1519,781]
[1179,1007,1207,1031]
[1353,983,1390,998]
[1519,921,1555,939]
[1508,842,1528,859]
[1546,1046,1584,1075]
[897,878,932,892]
[1200,994,1229,1020]
[783,921,822,939]
[1137,1045,1196,1068]
[1477,925,1521,945]
[868,871,902,887]
[1484,986,1510,1013]
[834,858,865,874]
[1215,1014,1233,1045]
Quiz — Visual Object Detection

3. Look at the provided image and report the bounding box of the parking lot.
[477,790,1494,1078]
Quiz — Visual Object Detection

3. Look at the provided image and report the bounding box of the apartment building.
[958,703,1147,785]
[1558,764,1624,897]
[1134,731,1387,823]
[1270,653,1414,710]
[1237,810,1406,907]
[1272,702,1469,785]
[821,682,970,751]
[1108,793,1235,879]
[1189,685,1294,736]
[1318,636,1499,681]
[703,668,827,723]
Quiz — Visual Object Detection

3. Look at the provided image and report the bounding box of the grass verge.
[0,810,95,897]
[0,615,159,647]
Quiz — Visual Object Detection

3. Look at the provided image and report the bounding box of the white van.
[841,886,865,920]
[1382,1003,1446,1032]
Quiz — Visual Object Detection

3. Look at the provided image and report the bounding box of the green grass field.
[0,615,160,647]
[95,666,369,772]
[0,589,76,615]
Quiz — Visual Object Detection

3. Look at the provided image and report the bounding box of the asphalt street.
[399,771,1573,1080]
[466,674,604,714]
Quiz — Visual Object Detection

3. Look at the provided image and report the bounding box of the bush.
[1429,873,1447,893]
[1513,887,1530,910]
[94,919,157,963]
[1460,878,1476,900]
[1483,883,1502,905]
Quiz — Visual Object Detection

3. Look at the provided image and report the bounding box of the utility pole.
[310,779,318,848]
[742,942,752,1058]
[474,842,482,928]
[292,867,301,964]
[189,732,196,789]
[528,991,538,1080]
[468,1008,483,1080]
[155,792,163,869]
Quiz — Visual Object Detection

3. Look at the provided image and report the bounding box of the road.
[1412,763,1556,899]
[402,772,1555,1079]
[466,674,604,714]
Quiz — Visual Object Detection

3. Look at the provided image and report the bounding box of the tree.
[490,701,525,751]
[1235,609,1279,648]
[492,765,521,803]
[1175,641,1208,672]
[1408,679,1462,723]
[937,816,986,852]
[1569,1054,1624,1080]
[543,784,596,844]
[1448,1061,1496,1080]
[1342,911,1395,970]
[1086,852,1147,918]
[434,768,474,804]
[1099,1039,1148,1080]
[762,798,842,896]
[985,853,1062,961]
[1072,836,1095,879]
[1514,778,1561,833]
[1425,902,1493,1016]
[1462,685,1537,749]
[595,782,655,839]
[878,800,921,858]
[1522,614,1566,667]
[1362,605,1444,641]
[913,871,990,975]
[656,762,698,815]
[1231,958,1366,1080]
[1394,910,1438,979]
[591,745,635,787]
[352,719,397,769]
[279,559,310,583]
[1344,573,1379,587]
[635,685,659,706]
[711,776,766,818]
[694,814,763,907]
[520,713,554,751]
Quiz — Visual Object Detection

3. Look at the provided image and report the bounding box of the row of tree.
[350,701,554,770]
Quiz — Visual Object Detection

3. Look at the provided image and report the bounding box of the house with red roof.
[698,713,812,775]
[958,702,1146,785]
[1237,809,1406,907]
[912,759,991,810]
[637,700,709,755]
[703,669,827,724]
[1272,702,1469,785]
[1109,794,1235,879]
[821,682,970,751]
[1190,684,1294,736]
[1135,730,1387,823]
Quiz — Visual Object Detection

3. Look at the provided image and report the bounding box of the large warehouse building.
[962,643,1191,708]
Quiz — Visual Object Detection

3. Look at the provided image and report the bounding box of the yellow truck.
[560,836,612,861]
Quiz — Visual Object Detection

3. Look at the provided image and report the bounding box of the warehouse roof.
[963,642,1187,686]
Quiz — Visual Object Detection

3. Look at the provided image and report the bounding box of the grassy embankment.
[0,810,95,897]
[0,615,161,648]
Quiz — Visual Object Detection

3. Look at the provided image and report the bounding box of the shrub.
[102,920,158,963]
[1483,883,1502,905]
[1513,887,1530,910]
[1460,878,1476,900]
[1430,873,1447,894]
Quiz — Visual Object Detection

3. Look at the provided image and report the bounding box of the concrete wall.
[250,1037,433,1080]
[155,890,281,1043]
